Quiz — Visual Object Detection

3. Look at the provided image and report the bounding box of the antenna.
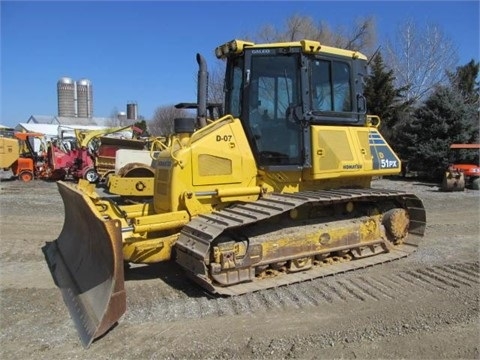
[367,46,382,66]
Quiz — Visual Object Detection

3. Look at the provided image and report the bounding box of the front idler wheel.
[383,208,410,244]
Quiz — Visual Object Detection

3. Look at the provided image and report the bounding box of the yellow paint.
[123,234,179,263]
[215,39,367,60]
[257,215,384,265]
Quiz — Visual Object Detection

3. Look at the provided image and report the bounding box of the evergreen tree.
[364,52,410,143]
[447,59,480,105]
[394,84,478,180]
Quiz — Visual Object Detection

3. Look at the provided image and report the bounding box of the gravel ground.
[0,171,479,359]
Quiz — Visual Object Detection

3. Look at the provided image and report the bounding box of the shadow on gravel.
[125,261,216,298]
[0,176,17,182]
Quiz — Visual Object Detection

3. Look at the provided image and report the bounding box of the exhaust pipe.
[196,53,208,128]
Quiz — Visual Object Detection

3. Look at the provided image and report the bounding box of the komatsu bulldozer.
[43,39,426,347]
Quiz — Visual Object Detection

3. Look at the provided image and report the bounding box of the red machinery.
[43,137,97,181]
[441,144,480,191]
[1,126,141,183]
[42,125,139,182]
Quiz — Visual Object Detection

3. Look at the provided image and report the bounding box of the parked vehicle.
[0,132,46,181]
[44,39,426,347]
[45,125,138,182]
[441,144,480,191]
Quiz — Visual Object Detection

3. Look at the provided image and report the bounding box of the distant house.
[25,115,121,127]
[15,123,59,139]
[13,114,139,144]
[25,115,59,125]
[0,124,15,131]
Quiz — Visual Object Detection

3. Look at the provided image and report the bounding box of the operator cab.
[219,40,368,170]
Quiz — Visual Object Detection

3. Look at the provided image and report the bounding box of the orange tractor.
[0,132,46,181]
[1,126,142,183]
[441,144,480,191]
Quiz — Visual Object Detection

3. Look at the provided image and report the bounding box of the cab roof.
[215,39,367,61]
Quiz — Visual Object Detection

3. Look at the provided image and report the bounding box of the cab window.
[312,60,352,112]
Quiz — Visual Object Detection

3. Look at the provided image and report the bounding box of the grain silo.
[126,102,138,120]
[76,78,93,118]
[57,77,76,117]
[118,111,127,122]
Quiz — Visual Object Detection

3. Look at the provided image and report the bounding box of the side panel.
[364,129,401,172]
[0,137,19,169]
[307,125,401,180]
[153,117,259,214]
[190,120,252,186]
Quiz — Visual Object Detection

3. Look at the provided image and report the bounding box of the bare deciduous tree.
[107,106,142,127]
[254,14,377,53]
[208,14,378,112]
[384,18,459,104]
[148,105,190,136]
[207,62,225,108]
[106,107,120,127]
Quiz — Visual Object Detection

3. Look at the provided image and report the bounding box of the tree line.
[148,15,479,180]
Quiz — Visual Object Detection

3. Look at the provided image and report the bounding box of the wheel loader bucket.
[43,181,126,348]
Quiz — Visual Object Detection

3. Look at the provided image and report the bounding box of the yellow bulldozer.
[43,39,427,347]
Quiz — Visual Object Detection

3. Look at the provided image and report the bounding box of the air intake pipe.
[196,53,208,128]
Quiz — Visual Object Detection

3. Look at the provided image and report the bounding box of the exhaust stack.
[196,53,208,128]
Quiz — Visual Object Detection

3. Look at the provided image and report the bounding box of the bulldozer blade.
[43,181,126,348]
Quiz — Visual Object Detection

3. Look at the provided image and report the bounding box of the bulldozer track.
[191,243,419,296]
[124,261,479,323]
[176,188,426,295]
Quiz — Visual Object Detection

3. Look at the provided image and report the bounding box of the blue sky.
[1,1,479,128]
